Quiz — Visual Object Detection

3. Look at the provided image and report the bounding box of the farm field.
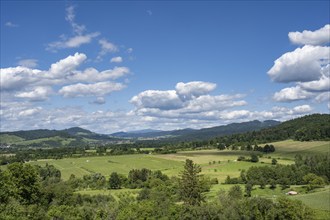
[265,140,329,158]
[29,149,278,182]
[28,140,329,182]
[29,154,184,180]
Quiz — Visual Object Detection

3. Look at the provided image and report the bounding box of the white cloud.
[97,39,118,60]
[18,59,38,68]
[18,107,42,117]
[315,92,330,103]
[110,56,123,63]
[131,90,183,110]
[273,86,313,102]
[183,94,247,113]
[288,24,330,46]
[219,110,251,120]
[298,76,330,92]
[65,5,86,35]
[292,105,312,114]
[267,45,329,83]
[130,81,248,122]
[15,87,52,101]
[91,97,106,105]
[0,66,42,91]
[269,25,330,108]
[5,21,18,27]
[59,81,125,97]
[70,66,130,82]
[48,52,87,78]
[175,81,217,100]
[46,5,100,52]
[47,32,100,51]
[1,53,131,101]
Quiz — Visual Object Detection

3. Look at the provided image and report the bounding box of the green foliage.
[303,173,325,191]
[109,172,122,189]
[228,185,243,199]
[250,153,259,162]
[272,158,278,165]
[275,197,315,220]
[179,159,204,206]
[7,163,41,205]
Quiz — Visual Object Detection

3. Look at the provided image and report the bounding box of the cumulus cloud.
[175,81,216,100]
[292,105,312,114]
[273,86,313,102]
[15,87,53,101]
[48,52,87,78]
[130,81,249,122]
[288,24,330,45]
[70,66,130,82]
[315,92,330,103]
[267,45,329,83]
[131,90,183,110]
[269,24,330,106]
[298,75,330,92]
[59,81,125,97]
[18,59,38,68]
[0,66,42,91]
[110,56,123,63]
[1,53,130,101]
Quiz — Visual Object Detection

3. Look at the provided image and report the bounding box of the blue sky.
[1,1,329,133]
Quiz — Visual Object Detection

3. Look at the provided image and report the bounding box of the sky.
[1,1,329,133]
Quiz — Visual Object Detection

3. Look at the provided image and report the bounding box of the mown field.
[265,139,329,158]
[28,140,329,182]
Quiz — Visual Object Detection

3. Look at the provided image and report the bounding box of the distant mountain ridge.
[109,120,280,140]
[1,114,329,147]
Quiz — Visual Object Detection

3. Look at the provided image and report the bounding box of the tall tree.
[109,172,122,189]
[179,159,204,206]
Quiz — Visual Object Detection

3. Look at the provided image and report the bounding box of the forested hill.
[0,127,117,147]
[111,120,280,140]
[211,114,330,144]
[172,120,280,141]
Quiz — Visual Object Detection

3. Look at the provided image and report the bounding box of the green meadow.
[265,139,330,158]
[20,140,330,219]
[29,140,329,182]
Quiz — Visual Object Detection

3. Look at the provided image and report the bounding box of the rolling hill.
[1,114,329,147]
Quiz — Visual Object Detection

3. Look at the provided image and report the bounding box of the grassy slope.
[15,136,76,146]
[267,140,330,158]
[0,134,24,144]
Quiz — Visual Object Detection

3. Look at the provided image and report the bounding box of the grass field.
[29,154,184,180]
[29,150,275,182]
[266,140,329,158]
[293,187,330,211]
[27,140,329,182]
